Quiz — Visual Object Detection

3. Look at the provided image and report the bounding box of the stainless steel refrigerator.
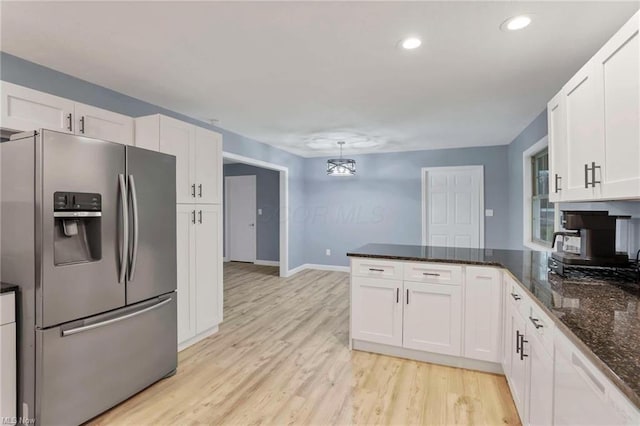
[1,129,177,425]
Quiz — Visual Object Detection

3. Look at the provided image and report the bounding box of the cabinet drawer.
[527,301,555,356]
[506,276,529,317]
[351,258,403,280]
[404,262,462,285]
[1,293,16,325]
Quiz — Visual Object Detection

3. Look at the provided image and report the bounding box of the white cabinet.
[548,90,567,202]
[595,13,640,199]
[1,81,74,134]
[526,322,554,426]
[194,127,222,205]
[403,281,462,356]
[74,103,133,145]
[0,292,17,421]
[0,81,133,145]
[176,205,197,344]
[548,10,640,202]
[507,303,528,418]
[463,266,502,362]
[135,114,222,204]
[195,204,223,331]
[351,276,403,346]
[176,204,223,347]
[563,61,603,201]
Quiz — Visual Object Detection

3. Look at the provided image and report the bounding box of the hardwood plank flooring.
[90,262,520,425]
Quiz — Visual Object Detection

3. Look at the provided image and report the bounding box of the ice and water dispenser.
[53,191,102,265]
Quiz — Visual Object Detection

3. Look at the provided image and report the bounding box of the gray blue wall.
[302,146,510,266]
[223,163,280,262]
[0,52,307,269]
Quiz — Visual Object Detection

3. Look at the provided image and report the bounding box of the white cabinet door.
[595,13,640,199]
[195,204,223,332]
[548,90,567,202]
[508,307,527,419]
[463,267,502,362]
[74,103,133,145]
[159,116,196,204]
[177,205,197,344]
[501,285,513,377]
[0,322,17,421]
[0,81,74,133]
[526,324,553,426]
[563,61,603,201]
[195,127,222,204]
[403,281,462,356]
[351,276,403,346]
[554,332,628,425]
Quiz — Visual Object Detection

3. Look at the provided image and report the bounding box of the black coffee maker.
[551,210,630,267]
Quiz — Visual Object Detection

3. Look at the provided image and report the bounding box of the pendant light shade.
[327,141,356,176]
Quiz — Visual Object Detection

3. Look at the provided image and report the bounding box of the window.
[531,148,554,246]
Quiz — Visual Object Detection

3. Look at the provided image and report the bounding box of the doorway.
[421,166,485,248]
[225,175,257,262]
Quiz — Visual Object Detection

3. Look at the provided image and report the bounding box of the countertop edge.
[347,252,640,410]
[0,282,19,294]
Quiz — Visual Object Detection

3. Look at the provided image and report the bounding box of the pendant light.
[326,141,356,176]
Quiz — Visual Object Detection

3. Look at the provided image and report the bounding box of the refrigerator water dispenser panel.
[53,191,102,265]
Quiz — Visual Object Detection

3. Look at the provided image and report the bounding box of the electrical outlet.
[326,249,331,256]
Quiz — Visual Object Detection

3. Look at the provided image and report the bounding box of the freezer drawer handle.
[62,297,172,337]
[118,174,129,284]
[128,175,140,281]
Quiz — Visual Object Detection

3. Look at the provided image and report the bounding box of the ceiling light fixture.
[401,37,422,50]
[327,141,356,177]
[501,15,532,31]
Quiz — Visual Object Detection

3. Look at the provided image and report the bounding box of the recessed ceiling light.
[401,37,422,50]
[501,15,532,31]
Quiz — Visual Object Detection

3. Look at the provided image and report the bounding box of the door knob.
[249,223,255,228]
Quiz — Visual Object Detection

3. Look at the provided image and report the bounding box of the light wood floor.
[91,262,520,426]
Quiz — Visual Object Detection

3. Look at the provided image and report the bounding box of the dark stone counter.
[347,243,640,409]
[1,282,19,294]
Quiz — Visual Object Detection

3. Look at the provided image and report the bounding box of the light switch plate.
[258,208,262,215]
[485,209,494,217]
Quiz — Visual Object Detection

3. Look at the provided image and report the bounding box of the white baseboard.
[178,325,219,352]
[285,263,349,277]
[254,259,280,267]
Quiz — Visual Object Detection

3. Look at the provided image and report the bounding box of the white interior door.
[423,166,483,248]
[226,175,257,262]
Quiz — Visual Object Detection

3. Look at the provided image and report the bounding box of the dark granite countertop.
[347,243,640,409]
[1,282,19,294]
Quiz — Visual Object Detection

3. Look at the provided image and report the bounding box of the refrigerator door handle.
[61,297,172,337]
[128,174,140,281]
[118,174,129,284]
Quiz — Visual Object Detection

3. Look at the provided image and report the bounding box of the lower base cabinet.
[176,204,222,347]
[351,276,403,346]
[403,281,461,356]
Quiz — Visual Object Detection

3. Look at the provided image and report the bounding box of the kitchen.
[1,1,640,425]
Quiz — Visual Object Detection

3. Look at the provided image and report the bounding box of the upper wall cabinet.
[548,11,640,202]
[135,114,222,204]
[0,81,133,145]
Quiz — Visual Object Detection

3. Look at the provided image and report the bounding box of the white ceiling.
[1,1,638,157]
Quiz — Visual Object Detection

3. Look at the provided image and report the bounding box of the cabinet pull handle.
[80,116,85,134]
[529,316,543,329]
[191,184,196,198]
[422,272,440,276]
[67,113,73,131]
[191,210,196,224]
[590,162,601,187]
[519,334,529,360]
[396,288,399,304]
[198,184,203,198]
[510,293,521,301]
[406,289,409,305]
[554,173,561,193]
[516,330,522,354]
[368,268,384,272]
[198,210,203,224]
[584,163,590,188]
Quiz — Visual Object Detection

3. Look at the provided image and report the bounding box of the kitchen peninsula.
[347,243,640,425]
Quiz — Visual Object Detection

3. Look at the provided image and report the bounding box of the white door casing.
[422,166,484,248]
[225,175,257,263]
